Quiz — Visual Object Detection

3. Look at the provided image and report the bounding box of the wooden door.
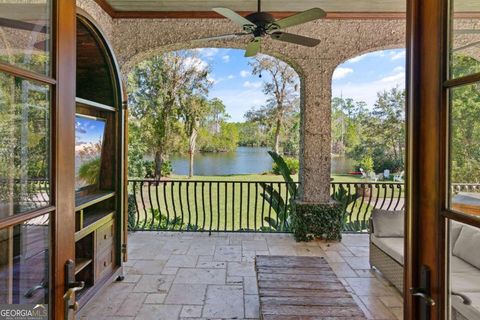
[407,0,480,319]
[0,0,77,319]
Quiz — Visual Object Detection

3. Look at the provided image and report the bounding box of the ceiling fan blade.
[245,38,261,57]
[271,32,320,47]
[271,8,326,30]
[192,33,249,42]
[213,7,255,28]
[453,40,480,52]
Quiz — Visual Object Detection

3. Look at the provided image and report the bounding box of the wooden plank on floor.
[255,255,367,320]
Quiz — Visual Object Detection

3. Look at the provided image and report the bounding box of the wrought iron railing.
[127,179,409,233]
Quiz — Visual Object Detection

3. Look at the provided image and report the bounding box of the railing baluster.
[155,181,162,231]
[386,184,394,211]
[254,182,258,232]
[261,183,266,230]
[209,182,213,234]
[163,181,170,230]
[239,182,243,231]
[201,182,206,231]
[132,181,140,230]
[394,183,402,210]
[139,181,148,230]
[178,181,184,231]
[186,181,191,230]
[194,181,199,230]
[217,182,220,231]
[268,182,273,232]
[170,182,178,230]
[147,181,154,230]
[284,182,289,231]
[232,182,235,231]
[224,182,228,232]
[247,182,251,231]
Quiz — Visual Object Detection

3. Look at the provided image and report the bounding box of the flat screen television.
[75,114,106,191]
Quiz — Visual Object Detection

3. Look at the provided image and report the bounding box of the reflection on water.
[171,147,273,176]
[170,147,356,176]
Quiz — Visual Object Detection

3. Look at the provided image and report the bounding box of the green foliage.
[332,185,361,232]
[450,55,480,183]
[78,157,101,187]
[291,202,343,241]
[359,155,374,173]
[197,122,238,152]
[127,194,137,230]
[260,151,297,231]
[272,157,299,175]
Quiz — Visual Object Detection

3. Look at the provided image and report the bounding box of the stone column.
[298,58,336,204]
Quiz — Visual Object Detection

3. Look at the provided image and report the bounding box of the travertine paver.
[80,232,404,320]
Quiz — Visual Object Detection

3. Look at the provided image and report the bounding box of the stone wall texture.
[76,0,479,203]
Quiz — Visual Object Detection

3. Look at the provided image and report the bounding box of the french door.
[0,0,77,319]
[407,0,480,319]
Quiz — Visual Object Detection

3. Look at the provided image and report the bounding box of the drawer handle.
[104,261,107,267]
[104,234,107,240]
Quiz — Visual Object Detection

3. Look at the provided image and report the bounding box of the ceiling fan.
[196,0,326,57]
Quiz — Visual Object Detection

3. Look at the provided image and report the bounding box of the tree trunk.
[188,128,198,178]
[274,118,281,154]
[154,150,163,180]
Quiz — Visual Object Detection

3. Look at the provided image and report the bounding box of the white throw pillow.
[453,225,480,269]
[371,209,404,238]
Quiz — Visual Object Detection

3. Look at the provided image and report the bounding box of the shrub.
[78,157,101,186]
[358,155,374,173]
[272,157,299,175]
[144,160,173,177]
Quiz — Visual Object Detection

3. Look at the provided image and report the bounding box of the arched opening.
[125,47,302,232]
[330,48,406,231]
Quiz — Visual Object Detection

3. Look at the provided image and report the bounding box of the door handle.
[64,259,85,319]
[410,287,436,306]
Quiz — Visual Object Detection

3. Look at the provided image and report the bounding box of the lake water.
[170,147,356,176]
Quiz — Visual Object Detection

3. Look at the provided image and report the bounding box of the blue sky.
[75,115,106,149]
[194,47,406,122]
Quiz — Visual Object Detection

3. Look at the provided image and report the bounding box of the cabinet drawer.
[95,247,114,279]
[96,220,114,254]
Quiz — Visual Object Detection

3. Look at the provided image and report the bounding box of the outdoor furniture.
[393,171,404,182]
[369,210,480,320]
[359,168,368,179]
[255,255,366,319]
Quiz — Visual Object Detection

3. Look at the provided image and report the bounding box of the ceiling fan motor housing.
[244,12,279,36]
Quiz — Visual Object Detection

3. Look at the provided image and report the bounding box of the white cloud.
[183,56,208,72]
[346,55,366,64]
[195,48,219,59]
[379,72,405,83]
[393,66,405,73]
[222,55,230,63]
[391,51,406,60]
[332,71,405,107]
[243,81,262,89]
[209,88,267,122]
[227,74,235,80]
[332,67,354,80]
[240,70,250,78]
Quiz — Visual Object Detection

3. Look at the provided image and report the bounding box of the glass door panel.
[0,213,50,311]
[0,0,51,76]
[448,220,480,320]
[449,1,480,79]
[0,71,51,217]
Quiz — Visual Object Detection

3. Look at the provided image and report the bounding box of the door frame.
[52,0,77,318]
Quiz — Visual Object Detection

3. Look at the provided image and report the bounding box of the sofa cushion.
[371,234,404,264]
[371,209,404,237]
[453,225,480,269]
[450,220,464,246]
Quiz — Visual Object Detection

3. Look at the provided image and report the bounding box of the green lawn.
[128,173,404,232]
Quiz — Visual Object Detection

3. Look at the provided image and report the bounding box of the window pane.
[449,83,480,219]
[0,213,50,309]
[448,220,480,320]
[0,0,51,76]
[450,1,480,79]
[0,72,50,218]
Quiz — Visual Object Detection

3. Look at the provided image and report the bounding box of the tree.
[128,51,211,178]
[180,95,210,177]
[245,55,300,154]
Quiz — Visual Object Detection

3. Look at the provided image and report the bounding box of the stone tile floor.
[80,232,403,320]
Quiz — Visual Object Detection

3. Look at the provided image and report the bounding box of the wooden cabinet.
[73,14,125,311]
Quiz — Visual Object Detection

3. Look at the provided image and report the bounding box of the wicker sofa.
[369,210,480,320]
